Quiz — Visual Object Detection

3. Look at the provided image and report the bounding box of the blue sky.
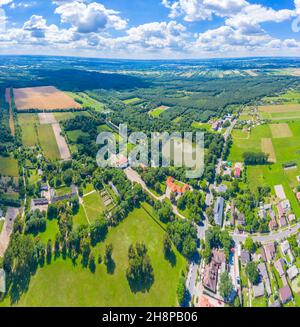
[0,0,300,58]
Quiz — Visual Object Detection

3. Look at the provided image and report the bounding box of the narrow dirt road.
[5,88,15,136]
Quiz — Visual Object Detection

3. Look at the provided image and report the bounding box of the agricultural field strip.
[13,86,82,111]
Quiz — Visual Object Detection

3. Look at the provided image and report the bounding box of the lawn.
[1,204,186,307]
[21,124,38,147]
[0,156,18,177]
[28,170,41,185]
[123,97,141,105]
[149,106,170,117]
[54,111,90,122]
[68,92,106,112]
[73,204,88,228]
[66,130,89,143]
[37,219,60,244]
[83,191,105,222]
[18,113,38,126]
[83,183,94,195]
[228,124,271,162]
[252,296,268,307]
[37,124,60,160]
[55,185,71,197]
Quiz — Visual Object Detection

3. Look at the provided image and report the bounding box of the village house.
[281,240,290,255]
[50,184,77,203]
[279,216,288,228]
[263,243,276,263]
[258,262,271,297]
[203,249,227,294]
[287,265,299,281]
[240,250,251,266]
[218,185,227,194]
[234,167,241,178]
[287,249,295,264]
[269,212,278,231]
[230,201,235,227]
[214,197,224,227]
[198,295,214,307]
[258,209,266,220]
[269,300,281,307]
[30,198,49,212]
[253,282,265,298]
[264,204,272,211]
[166,176,190,196]
[275,259,285,278]
[0,268,5,293]
[279,285,293,304]
[288,214,296,223]
[236,213,246,226]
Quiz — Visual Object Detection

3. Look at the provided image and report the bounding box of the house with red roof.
[166,177,190,195]
[234,167,241,178]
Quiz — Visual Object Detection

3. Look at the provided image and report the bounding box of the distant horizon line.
[1,53,300,62]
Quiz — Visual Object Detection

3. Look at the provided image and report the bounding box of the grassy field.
[123,97,141,105]
[68,92,106,112]
[21,124,38,146]
[1,204,185,307]
[37,124,60,160]
[18,113,39,146]
[18,113,38,125]
[229,125,271,162]
[83,191,105,222]
[37,219,60,244]
[55,185,71,197]
[73,205,89,228]
[53,111,90,122]
[149,105,170,117]
[0,156,18,176]
[66,130,89,143]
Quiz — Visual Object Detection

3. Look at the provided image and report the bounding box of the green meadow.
[1,204,185,307]
[0,156,18,177]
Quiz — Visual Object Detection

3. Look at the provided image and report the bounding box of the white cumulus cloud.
[55,1,127,33]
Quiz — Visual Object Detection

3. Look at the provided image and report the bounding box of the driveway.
[0,207,20,256]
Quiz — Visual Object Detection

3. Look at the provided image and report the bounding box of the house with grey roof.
[253,282,265,298]
[287,265,299,281]
[258,263,271,297]
[269,300,281,307]
[280,240,290,255]
[279,285,293,304]
[240,250,250,265]
[214,197,224,227]
[0,269,5,293]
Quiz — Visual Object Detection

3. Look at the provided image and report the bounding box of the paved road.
[232,223,300,244]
